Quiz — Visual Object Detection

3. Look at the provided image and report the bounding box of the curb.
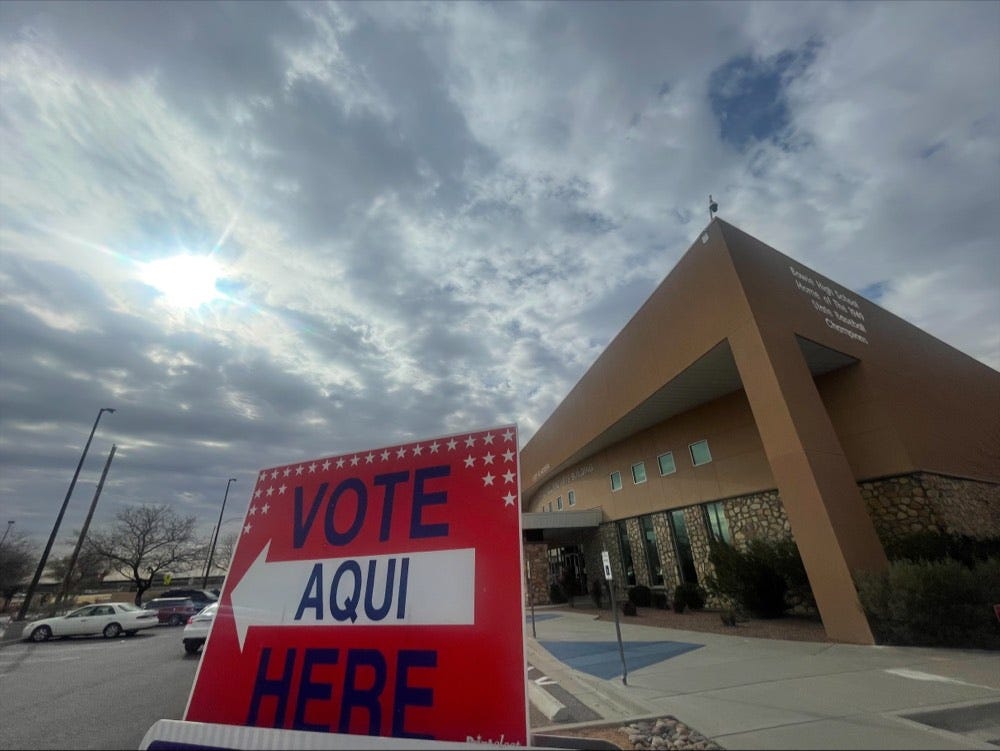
[528,680,572,723]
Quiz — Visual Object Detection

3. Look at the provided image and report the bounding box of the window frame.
[556,496,563,511]
[689,439,712,466]
[703,500,731,544]
[657,451,676,476]
[610,471,623,491]
[631,461,647,484]
[567,490,576,507]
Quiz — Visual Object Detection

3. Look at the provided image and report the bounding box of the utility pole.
[57,444,116,605]
[202,478,237,589]
[17,407,114,621]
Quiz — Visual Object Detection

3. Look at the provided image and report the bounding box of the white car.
[181,601,218,654]
[22,602,160,641]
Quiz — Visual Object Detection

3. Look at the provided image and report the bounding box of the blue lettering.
[364,559,395,621]
[392,649,437,739]
[340,649,387,734]
[373,471,409,541]
[247,647,296,728]
[331,560,362,622]
[292,648,339,732]
[293,483,328,548]
[411,466,450,539]
[294,563,324,621]
[325,478,367,546]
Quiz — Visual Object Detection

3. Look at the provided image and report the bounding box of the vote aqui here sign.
[184,425,528,745]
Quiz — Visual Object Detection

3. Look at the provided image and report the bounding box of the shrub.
[674,582,706,610]
[627,584,652,607]
[884,531,1000,568]
[621,601,637,616]
[652,590,669,610]
[856,557,1000,649]
[548,582,567,604]
[706,539,797,618]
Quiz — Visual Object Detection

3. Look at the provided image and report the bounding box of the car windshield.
[117,603,141,612]
[200,603,219,616]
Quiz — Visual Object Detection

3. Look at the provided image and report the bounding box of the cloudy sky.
[1,1,998,554]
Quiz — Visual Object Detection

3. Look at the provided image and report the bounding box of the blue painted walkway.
[539,639,702,679]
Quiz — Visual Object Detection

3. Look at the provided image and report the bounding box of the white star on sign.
[429,441,440,453]
[254,488,262,498]
[249,505,257,516]
[243,523,252,534]
[283,467,291,477]
[503,470,516,483]
[483,432,495,445]
[309,462,317,472]
[464,455,475,468]
[322,460,331,471]
[271,470,279,480]
[503,449,515,462]
[446,438,458,451]
[278,484,286,494]
[381,449,390,461]
[503,492,517,507]
[266,486,274,497]
[412,444,423,456]
[336,457,345,469]
[397,447,407,459]
[261,503,270,514]
[465,435,476,448]
[503,429,514,442]
[482,472,495,486]
[482,452,495,465]
[366,453,375,464]
[295,465,304,475]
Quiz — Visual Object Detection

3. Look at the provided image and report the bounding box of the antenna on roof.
[709,194,719,221]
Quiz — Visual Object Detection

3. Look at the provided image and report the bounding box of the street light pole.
[16,407,114,621]
[57,444,116,605]
[0,520,13,550]
[202,478,237,590]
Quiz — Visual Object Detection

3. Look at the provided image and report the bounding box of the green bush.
[674,582,706,610]
[706,539,804,618]
[652,590,669,609]
[884,531,1000,568]
[627,584,652,607]
[855,557,1000,649]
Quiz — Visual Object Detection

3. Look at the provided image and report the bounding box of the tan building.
[519,218,1000,645]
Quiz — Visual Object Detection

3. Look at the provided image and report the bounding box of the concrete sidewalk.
[526,610,1000,749]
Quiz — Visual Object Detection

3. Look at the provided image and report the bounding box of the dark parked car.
[144,597,204,626]
[159,588,218,605]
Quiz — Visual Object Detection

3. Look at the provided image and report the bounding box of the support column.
[731,326,888,644]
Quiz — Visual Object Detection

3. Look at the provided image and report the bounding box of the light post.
[17,407,115,620]
[202,478,237,589]
[0,520,13,550]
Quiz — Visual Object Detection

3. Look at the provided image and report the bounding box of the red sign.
[184,425,527,746]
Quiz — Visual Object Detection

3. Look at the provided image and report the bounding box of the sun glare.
[141,254,225,308]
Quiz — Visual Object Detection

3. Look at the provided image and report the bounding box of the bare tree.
[0,530,36,612]
[87,505,207,605]
[47,532,111,601]
[213,531,238,575]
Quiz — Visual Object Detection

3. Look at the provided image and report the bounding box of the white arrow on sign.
[230,542,476,650]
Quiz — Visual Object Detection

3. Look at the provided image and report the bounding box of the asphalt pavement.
[526,609,1000,749]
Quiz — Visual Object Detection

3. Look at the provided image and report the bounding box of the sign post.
[602,550,628,686]
[182,426,527,746]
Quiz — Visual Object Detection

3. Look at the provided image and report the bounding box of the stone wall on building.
[862,472,1000,544]
[723,490,790,546]
[524,542,549,606]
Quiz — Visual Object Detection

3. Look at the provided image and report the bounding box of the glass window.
[610,471,622,491]
[567,490,576,506]
[556,496,563,510]
[616,521,636,586]
[657,451,676,476]
[631,461,647,484]
[640,515,663,585]
[546,501,552,512]
[689,439,712,466]
[668,509,699,585]
[704,501,731,544]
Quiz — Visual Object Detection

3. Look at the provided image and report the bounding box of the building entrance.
[547,545,588,597]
